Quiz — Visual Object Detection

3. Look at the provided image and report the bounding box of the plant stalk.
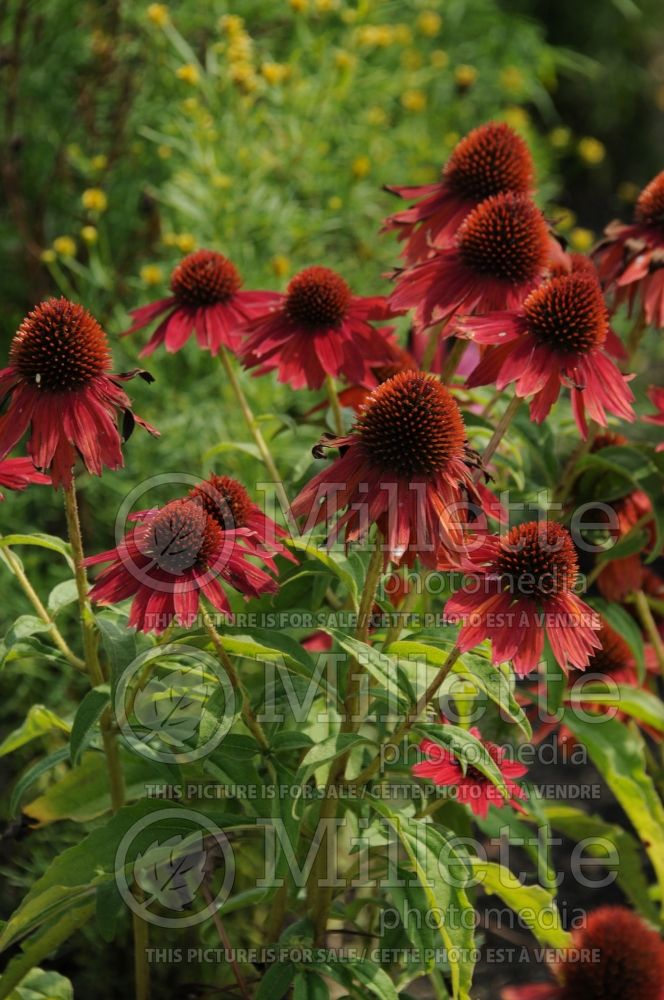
[325,373,345,437]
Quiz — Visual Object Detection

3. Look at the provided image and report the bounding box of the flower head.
[123,249,280,356]
[412,724,527,819]
[502,905,664,999]
[461,273,635,437]
[446,521,601,675]
[389,193,552,331]
[594,169,664,328]
[291,370,495,567]
[0,298,158,488]
[86,497,278,633]
[240,265,398,390]
[383,123,535,263]
[0,457,50,499]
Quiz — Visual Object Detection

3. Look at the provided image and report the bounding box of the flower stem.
[554,421,598,506]
[440,338,468,383]
[63,481,104,687]
[0,544,85,670]
[422,320,446,371]
[634,589,664,678]
[218,347,292,524]
[132,905,151,1000]
[325,373,345,437]
[475,393,522,476]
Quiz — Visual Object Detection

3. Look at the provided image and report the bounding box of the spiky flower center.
[496,521,578,598]
[140,500,221,575]
[189,474,253,530]
[592,431,628,451]
[457,193,549,283]
[356,371,466,478]
[10,298,110,392]
[523,274,608,354]
[586,623,633,676]
[170,250,242,306]
[561,906,664,1000]
[285,266,352,329]
[635,170,664,226]
[444,122,534,201]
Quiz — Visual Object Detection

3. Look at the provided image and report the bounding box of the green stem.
[634,589,664,678]
[422,320,445,370]
[63,481,104,687]
[132,904,151,1000]
[475,393,522,476]
[383,577,419,648]
[1,544,85,670]
[554,422,598,505]
[325,373,345,436]
[440,338,467,383]
[218,347,292,525]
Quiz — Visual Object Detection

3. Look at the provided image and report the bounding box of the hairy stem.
[325,373,345,437]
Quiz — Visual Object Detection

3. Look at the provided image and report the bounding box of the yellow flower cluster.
[219,15,260,93]
[454,64,477,88]
[355,24,412,48]
[578,137,605,166]
[417,11,442,37]
[176,64,200,86]
[140,264,164,287]
[52,236,77,257]
[81,188,108,213]
[146,3,169,27]
[163,232,197,253]
[401,90,426,113]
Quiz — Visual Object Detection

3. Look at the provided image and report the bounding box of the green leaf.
[95,613,142,696]
[543,804,658,923]
[255,961,296,1000]
[414,722,509,797]
[287,541,359,610]
[0,905,93,1000]
[69,686,110,764]
[449,653,531,740]
[296,733,375,787]
[0,705,70,758]
[292,971,330,1000]
[563,712,664,916]
[6,967,73,999]
[47,580,78,616]
[370,800,475,999]
[9,748,70,816]
[202,440,263,463]
[4,617,53,648]
[345,959,398,1000]
[469,860,571,948]
[324,629,411,710]
[588,598,645,678]
[0,534,74,571]
[568,684,664,733]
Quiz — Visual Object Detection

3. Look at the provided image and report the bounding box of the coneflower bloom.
[645,385,664,450]
[594,170,664,329]
[549,252,626,359]
[188,473,296,572]
[460,273,635,437]
[123,249,280,356]
[382,121,535,263]
[0,457,50,499]
[412,724,527,819]
[595,485,652,602]
[291,370,495,568]
[86,498,278,633]
[240,266,397,390]
[446,521,601,676]
[0,298,158,488]
[389,193,551,331]
[502,905,664,999]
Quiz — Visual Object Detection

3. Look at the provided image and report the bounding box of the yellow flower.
[401,89,426,112]
[53,236,77,257]
[82,188,108,213]
[617,181,639,203]
[91,154,108,171]
[417,11,442,37]
[454,64,477,89]
[352,155,371,179]
[569,227,594,252]
[366,105,387,126]
[549,126,571,149]
[315,0,338,10]
[163,232,178,247]
[229,62,258,89]
[146,3,169,26]
[228,35,253,61]
[328,195,342,211]
[140,264,164,286]
[181,96,199,115]
[176,233,196,253]
[218,14,244,36]
[430,49,449,70]
[157,144,172,160]
[578,137,605,166]
[212,173,232,189]
[271,254,291,278]
[334,49,356,70]
[500,65,524,94]
[80,225,98,244]
[392,24,412,44]
[401,49,423,71]
[261,62,288,85]
[40,249,56,264]
[356,25,393,47]
[551,207,576,232]
[289,0,308,10]
[176,64,200,85]
[503,106,529,130]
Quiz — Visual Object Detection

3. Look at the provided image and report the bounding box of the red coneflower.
[123,249,280,356]
[86,498,278,633]
[382,121,535,263]
[291,370,494,568]
[549,253,626,359]
[594,170,664,329]
[412,724,527,819]
[240,265,397,390]
[188,472,296,572]
[502,905,664,999]
[460,273,635,437]
[389,193,552,331]
[0,457,50,499]
[446,521,601,676]
[645,385,664,450]
[0,299,158,488]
